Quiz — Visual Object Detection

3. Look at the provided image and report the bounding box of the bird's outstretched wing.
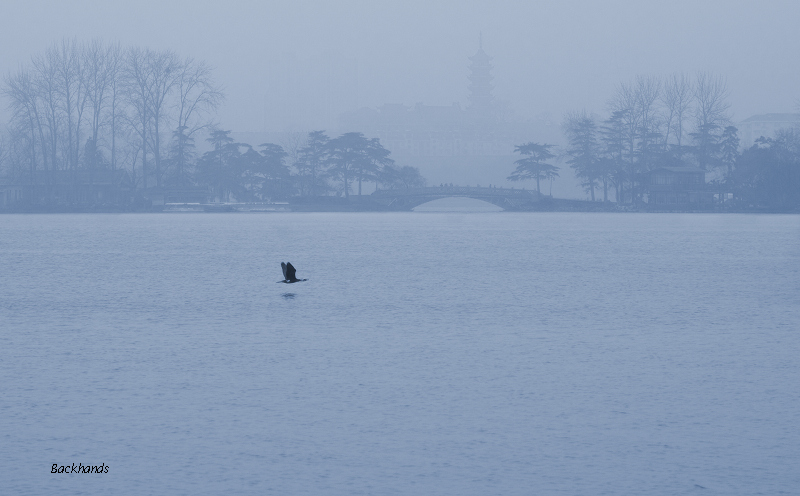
[286,262,298,282]
[281,262,288,280]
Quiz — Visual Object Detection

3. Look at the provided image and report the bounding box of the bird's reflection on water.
[281,293,296,299]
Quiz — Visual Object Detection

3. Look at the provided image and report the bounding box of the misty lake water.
[2,210,799,495]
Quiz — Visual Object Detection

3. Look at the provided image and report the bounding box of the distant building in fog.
[643,166,713,208]
[737,113,800,148]
[340,39,535,157]
[467,37,494,133]
[338,40,557,188]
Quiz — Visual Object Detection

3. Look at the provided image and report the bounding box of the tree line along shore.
[1,40,797,212]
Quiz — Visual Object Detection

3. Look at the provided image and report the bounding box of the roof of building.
[739,113,800,123]
[468,34,492,66]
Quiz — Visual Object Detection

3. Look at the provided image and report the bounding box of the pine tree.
[507,142,558,196]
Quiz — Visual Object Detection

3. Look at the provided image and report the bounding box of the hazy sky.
[2,0,798,131]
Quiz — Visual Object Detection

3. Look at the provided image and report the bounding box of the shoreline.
[1,203,796,214]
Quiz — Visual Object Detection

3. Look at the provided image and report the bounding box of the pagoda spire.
[468,35,494,130]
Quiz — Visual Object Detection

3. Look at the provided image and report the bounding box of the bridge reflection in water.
[371,186,540,211]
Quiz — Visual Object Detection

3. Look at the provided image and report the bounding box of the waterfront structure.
[643,166,713,207]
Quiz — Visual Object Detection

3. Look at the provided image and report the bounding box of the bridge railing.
[372,186,536,197]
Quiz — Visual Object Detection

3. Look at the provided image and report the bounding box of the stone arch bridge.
[370,186,540,211]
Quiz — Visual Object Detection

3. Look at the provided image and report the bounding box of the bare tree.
[661,73,693,147]
[692,72,731,170]
[599,110,627,201]
[174,58,223,135]
[123,47,183,188]
[52,39,90,173]
[123,46,153,188]
[31,49,61,174]
[606,76,666,202]
[694,72,730,130]
[145,49,180,187]
[3,39,222,203]
[106,43,123,170]
[167,58,222,186]
[84,40,116,169]
[608,83,640,202]
[633,75,662,169]
[3,70,46,177]
[0,131,9,175]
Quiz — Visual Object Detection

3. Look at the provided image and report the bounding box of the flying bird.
[279,262,307,283]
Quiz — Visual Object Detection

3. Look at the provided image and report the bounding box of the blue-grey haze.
[1,212,799,495]
[2,0,799,131]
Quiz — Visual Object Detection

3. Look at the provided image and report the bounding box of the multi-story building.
[737,113,800,148]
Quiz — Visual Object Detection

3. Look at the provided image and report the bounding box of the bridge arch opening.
[412,197,504,212]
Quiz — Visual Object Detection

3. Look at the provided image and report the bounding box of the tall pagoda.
[467,34,494,131]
